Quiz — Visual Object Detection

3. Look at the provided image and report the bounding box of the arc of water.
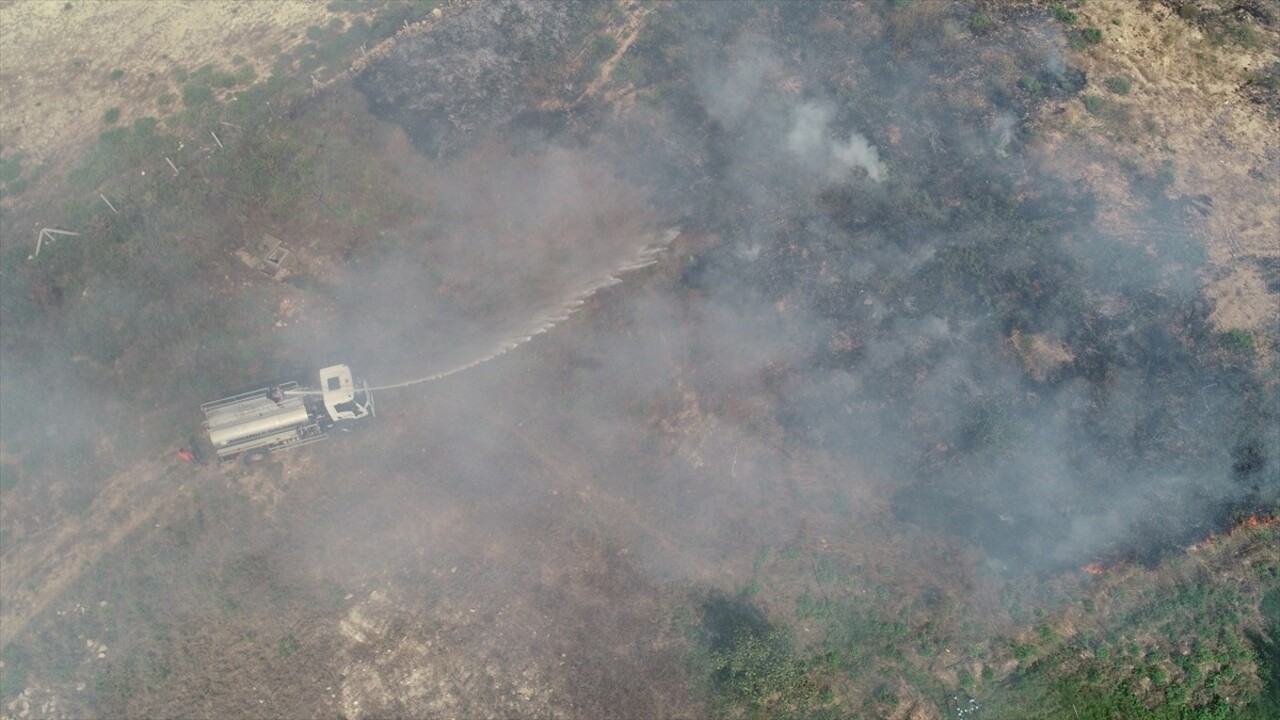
[289,229,677,396]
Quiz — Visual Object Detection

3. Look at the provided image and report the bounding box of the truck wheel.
[242,449,269,465]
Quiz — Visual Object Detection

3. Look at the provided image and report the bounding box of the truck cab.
[319,364,373,421]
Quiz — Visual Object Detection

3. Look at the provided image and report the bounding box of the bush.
[103,106,121,124]
[1105,76,1132,95]
[0,152,23,183]
[181,81,214,108]
[1082,27,1103,44]
[613,56,645,86]
[590,33,619,63]
[968,12,994,35]
[1050,3,1078,25]
[711,627,817,708]
[1082,94,1106,115]
[109,68,124,81]
[210,70,239,89]
[276,634,300,657]
[1220,329,1255,355]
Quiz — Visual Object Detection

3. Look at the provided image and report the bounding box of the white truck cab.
[319,364,373,421]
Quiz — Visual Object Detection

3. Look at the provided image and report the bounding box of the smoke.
[4,2,1276,715]
[317,1,1277,590]
[786,102,884,183]
[694,34,775,128]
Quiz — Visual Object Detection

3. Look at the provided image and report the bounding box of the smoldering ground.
[2,1,1277,716]
[268,1,1280,689]
[236,5,1280,711]
[339,0,1275,594]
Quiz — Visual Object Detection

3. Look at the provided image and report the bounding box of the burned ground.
[2,1,1278,718]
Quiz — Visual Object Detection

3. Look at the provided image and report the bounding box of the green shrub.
[1105,76,1132,94]
[276,634,300,657]
[103,106,121,124]
[156,92,175,107]
[1230,22,1261,50]
[109,68,124,81]
[210,69,239,88]
[0,645,31,700]
[711,627,817,708]
[1050,3,1077,25]
[968,12,994,35]
[1262,588,1280,626]
[1082,94,1106,115]
[132,116,159,136]
[0,152,23,183]
[1082,27,1103,44]
[181,81,214,108]
[590,33,619,63]
[1220,329,1255,355]
[613,56,645,86]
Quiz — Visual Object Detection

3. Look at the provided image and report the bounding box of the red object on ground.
[178,449,196,463]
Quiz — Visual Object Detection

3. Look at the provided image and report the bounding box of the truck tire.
[242,449,270,465]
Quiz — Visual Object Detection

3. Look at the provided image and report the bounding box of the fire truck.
[201,364,374,464]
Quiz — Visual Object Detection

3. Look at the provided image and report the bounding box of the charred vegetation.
[1,1,1277,718]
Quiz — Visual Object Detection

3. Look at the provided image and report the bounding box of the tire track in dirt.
[0,456,192,647]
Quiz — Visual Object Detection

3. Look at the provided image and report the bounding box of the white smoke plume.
[786,102,884,183]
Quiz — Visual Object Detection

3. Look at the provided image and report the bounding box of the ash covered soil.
[2,1,1279,718]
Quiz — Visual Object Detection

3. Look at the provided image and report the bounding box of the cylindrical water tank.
[207,399,311,448]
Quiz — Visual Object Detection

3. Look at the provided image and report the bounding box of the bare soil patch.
[0,0,329,160]
[1033,1,1279,347]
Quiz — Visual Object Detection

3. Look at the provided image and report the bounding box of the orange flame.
[1189,514,1277,552]
[1083,561,1106,575]
[1230,514,1279,534]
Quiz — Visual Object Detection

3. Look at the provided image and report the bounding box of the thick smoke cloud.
[3,3,1276,717]
[576,3,1273,574]
[331,1,1278,587]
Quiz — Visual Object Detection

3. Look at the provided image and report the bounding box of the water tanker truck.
[201,364,374,464]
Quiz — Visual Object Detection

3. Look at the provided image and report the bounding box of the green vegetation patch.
[1105,75,1133,95]
[0,151,24,183]
[180,81,215,109]
[968,12,994,35]
[1219,328,1255,356]
[688,594,823,715]
[1050,3,1078,25]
